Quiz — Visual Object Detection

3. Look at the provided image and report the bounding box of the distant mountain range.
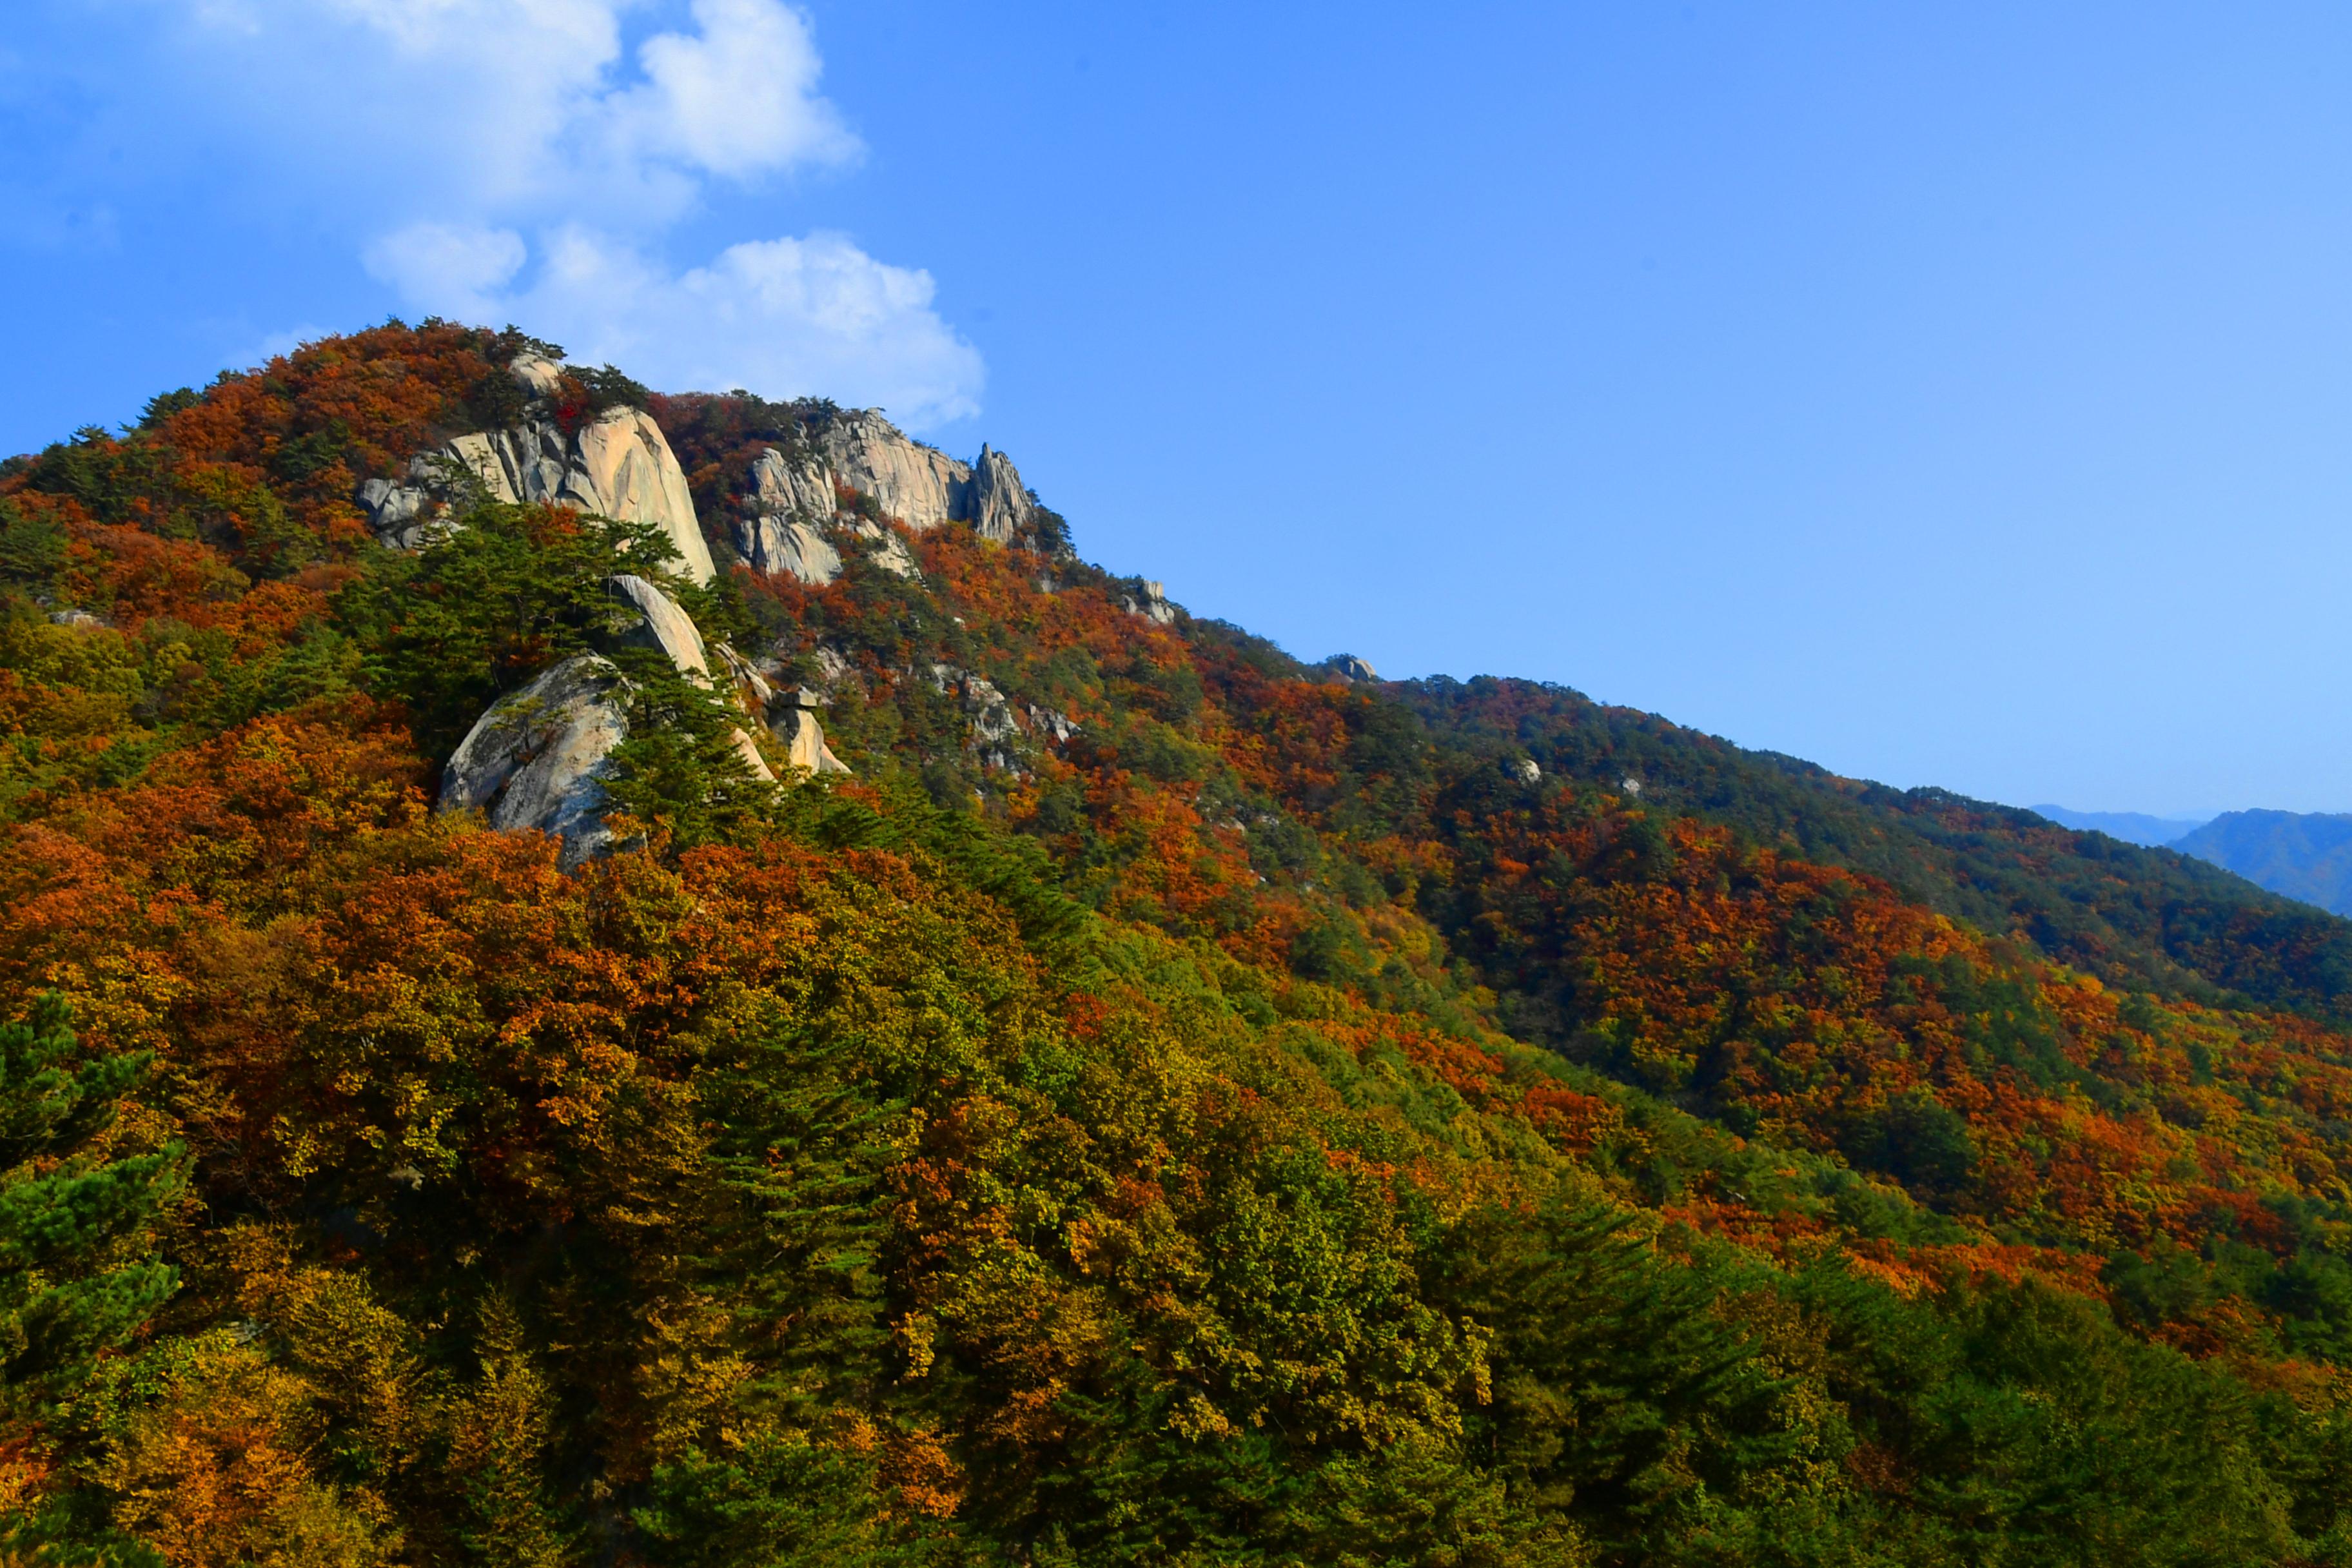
[2173,810,2352,917]
[2030,804,2211,847]
[2034,803,2352,917]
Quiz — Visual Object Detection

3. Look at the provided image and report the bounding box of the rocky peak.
[965,444,1035,544]
[357,352,716,584]
[720,411,1044,580]
[508,351,566,399]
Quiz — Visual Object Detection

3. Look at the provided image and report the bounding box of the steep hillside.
[3,323,2352,1566]
[2177,808,2352,917]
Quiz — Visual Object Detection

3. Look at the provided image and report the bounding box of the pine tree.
[0,995,182,1398]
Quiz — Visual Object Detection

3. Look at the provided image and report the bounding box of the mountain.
[2028,803,2210,847]
[4,322,2352,1565]
[2175,807,2352,916]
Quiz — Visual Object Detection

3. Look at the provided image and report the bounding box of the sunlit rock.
[357,355,715,583]
[438,654,630,870]
[965,444,1034,544]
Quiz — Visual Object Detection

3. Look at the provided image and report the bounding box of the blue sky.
[5,2,2350,817]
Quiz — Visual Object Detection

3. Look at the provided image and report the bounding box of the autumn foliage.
[1,324,2350,1563]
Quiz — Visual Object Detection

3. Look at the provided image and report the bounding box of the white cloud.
[364,222,527,320]
[380,225,984,428]
[110,0,983,426]
[162,0,856,222]
[616,0,856,180]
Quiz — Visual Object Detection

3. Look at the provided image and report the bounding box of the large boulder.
[439,654,631,869]
[357,353,716,583]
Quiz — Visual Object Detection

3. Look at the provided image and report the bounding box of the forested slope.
[1396,678,2352,1016]
[0,322,2349,1565]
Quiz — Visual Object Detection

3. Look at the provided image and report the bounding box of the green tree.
[0,995,182,1398]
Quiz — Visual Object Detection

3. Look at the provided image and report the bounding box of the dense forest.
[4,321,2352,1565]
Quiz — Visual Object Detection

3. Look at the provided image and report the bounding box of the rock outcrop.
[609,574,713,678]
[930,664,1024,771]
[357,353,716,583]
[439,654,631,870]
[820,411,971,531]
[723,645,850,776]
[1121,580,1179,626]
[965,445,1035,544]
[1318,654,1378,683]
[771,698,851,775]
[435,573,803,866]
[1026,705,1079,745]
[732,516,844,585]
[721,413,1041,580]
[847,519,923,579]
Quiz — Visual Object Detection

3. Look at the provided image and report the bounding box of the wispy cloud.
[89,0,985,425]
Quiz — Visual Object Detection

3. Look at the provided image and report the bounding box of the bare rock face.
[608,573,712,679]
[772,706,852,774]
[733,515,843,585]
[356,355,715,584]
[1318,654,1379,683]
[746,447,839,522]
[1026,704,1079,745]
[439,654,631,870]
[444,411,714,584]
[820,411,970,531]
[507,350,565,398]
[756,678,849,775]
[965,444,1034,544]
[356,473,438,549]
[719,416,1041,578]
